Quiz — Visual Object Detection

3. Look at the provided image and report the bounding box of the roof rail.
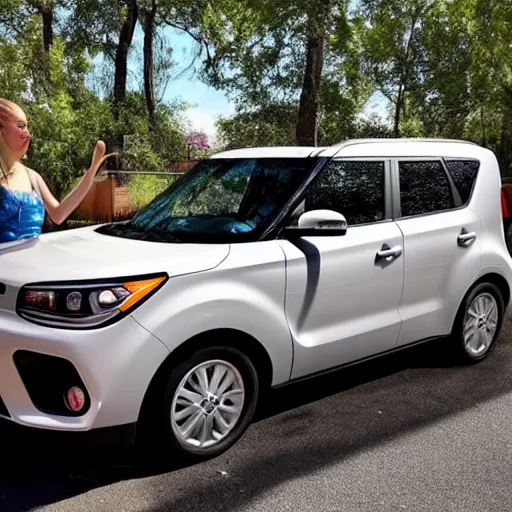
[327,138,479,153]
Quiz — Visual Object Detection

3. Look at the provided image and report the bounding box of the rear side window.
[305,160,385,225]
[444,159,480,205]
[399,161,454,217]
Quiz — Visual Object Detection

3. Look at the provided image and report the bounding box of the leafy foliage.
[127,173,179,209]
[0,2,190,200]
[216,103,298,149]
[3,0,512,214]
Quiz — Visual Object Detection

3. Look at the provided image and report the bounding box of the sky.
[99,19,388,147]
[127,24,236,146]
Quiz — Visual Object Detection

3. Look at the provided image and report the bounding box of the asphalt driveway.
[2,311,512,512]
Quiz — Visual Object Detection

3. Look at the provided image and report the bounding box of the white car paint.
[0,138,511,439]
[131,241,294,385]
[394,207,482,346]
[0,226,230,286]
[279,221,404,379]
[211,146,321,159]
[0,312,169,430]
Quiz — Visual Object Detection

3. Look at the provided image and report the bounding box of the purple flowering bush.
[185,130,211,159]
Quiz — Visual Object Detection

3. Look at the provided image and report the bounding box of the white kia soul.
[1,138,511,460]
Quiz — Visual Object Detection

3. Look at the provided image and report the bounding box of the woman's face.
[0,106,31,156]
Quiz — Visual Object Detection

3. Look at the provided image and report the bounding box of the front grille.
[0,396,10,417]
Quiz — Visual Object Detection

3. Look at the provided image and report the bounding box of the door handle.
[376,244,402,262]
[458,229,477,246]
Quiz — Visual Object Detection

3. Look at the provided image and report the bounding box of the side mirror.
[283,209,348,238]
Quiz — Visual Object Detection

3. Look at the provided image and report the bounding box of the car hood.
[0,225,230,286]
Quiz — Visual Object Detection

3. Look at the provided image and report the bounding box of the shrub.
[127,173,180,210]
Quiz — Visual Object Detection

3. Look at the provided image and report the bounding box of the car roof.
[322,138,487,159]
[210,146,323,159]
[211,138,491,161]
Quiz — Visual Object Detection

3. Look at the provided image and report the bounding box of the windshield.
[97,157,316,243]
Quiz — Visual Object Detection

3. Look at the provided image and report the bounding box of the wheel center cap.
[207,392,219,404]
[203,401,216,414]
[201,392,219,414]
[477,315,486,329]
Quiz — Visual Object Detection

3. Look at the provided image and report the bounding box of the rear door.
[393,158,482,346]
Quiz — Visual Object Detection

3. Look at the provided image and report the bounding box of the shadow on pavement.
[1,313,512,511]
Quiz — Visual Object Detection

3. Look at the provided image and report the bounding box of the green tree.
[216,103,297,150]
[409,0,512,170]
[359,0,436,137]
[197,0,365,146]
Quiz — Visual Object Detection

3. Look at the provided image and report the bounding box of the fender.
[131,242,294,386]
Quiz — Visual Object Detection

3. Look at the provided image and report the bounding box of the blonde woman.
[0,98,115,244]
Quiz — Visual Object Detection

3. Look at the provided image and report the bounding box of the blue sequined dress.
[0,185,45,244]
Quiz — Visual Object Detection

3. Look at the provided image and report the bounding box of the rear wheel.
[142,346,259,462]
[452,283,504,363]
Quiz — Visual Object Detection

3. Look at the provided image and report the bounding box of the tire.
[142,346,259,463]
[451,282,505,363]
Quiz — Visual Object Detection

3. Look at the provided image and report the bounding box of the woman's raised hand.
[89,140,117,176]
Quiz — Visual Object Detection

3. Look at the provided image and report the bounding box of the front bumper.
[0,310,169,432]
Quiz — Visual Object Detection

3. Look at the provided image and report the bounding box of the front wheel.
[452,283,505,363]
[147,346,259,462]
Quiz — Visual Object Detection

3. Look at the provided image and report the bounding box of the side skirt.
[272,335,450,389]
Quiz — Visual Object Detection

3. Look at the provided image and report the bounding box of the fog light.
[65,386,85,412]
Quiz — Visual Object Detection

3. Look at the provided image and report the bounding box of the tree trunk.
[109,0,138,171]
[394,84,403,137]
[28,1,53,52]
[113,0,138,119]
[142,1,157,121]
[480,105,487,147]
[394,10,421,139]
[26,1,53,91]
[39,4,53,52]
[296,35,325,146]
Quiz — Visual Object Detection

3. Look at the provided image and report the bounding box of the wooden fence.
[75,160,198,222]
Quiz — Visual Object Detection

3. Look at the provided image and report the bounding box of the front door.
[280,159,405,380]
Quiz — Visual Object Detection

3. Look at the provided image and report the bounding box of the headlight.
[17,273,168,329]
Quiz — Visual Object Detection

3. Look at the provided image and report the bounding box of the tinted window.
[445,159,479,205]
[304,160,385,225]
[399,161,453,217]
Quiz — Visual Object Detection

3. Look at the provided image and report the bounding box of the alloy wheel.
[170,359,245,450]
[463,292,499,357]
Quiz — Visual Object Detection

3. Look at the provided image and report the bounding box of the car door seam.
[277,241,296,381]
[394,220,406,346]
